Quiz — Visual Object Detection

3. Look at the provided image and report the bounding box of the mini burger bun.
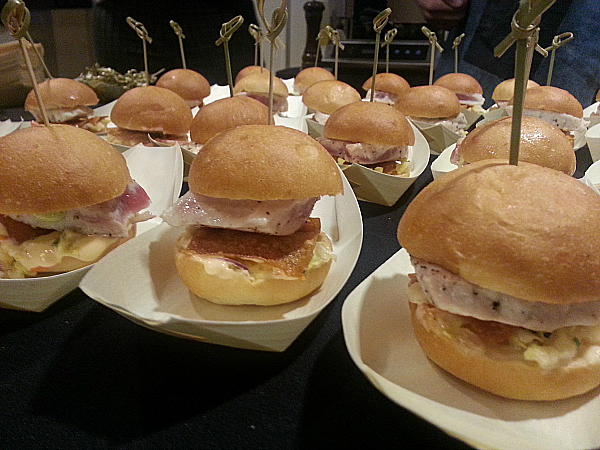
[235,65,269,84]
[509,85,583,118]
[323,101,415,147]
[174,228,333,306]
[433,72,482,95]
[0,124,130,214]
[233,72,289,99]
[492,78,539,103]
[457,115,576,175]
[362,72,410,94]
[397,159,600,305]
[155,68,211,108]
[395,85,461,119]
[24,77,99,111]
[190,96,269,144]
[294,66,335,94]
[302,79,361,115]
[188,124,343,200]
[110,85,193,135]
[408,302,600,401]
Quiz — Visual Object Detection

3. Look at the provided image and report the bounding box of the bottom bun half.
[408,302,600,401]
[174,230,334,306]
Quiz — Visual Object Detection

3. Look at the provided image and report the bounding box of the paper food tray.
[79,172,362,352]
[430,144,457,179]
[0,144,183,312]
[342,249,600,450]
[584,102,600,128]
[586,123,600,163]
[410,119,462,155]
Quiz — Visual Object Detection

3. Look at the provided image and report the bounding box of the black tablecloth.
[0,127,593,449]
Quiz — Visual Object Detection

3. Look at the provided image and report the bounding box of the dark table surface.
[0,109,594,449]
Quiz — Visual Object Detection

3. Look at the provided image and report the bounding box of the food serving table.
[0,105,594,449]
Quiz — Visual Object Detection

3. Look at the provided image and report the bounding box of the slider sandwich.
[398,160,600,400]
[156,68,211,108]
[235,65,269,84]
[507,85,588,145]
[293,66,335,95]
[106,85,193,147]
[318,101,415,176]
[24,77,106,132]
[0,125,151,278]
[433,72,485,112]
[450,116,576,175]
[233,72,289,114]
[302,79,361,125]
[362,72,410,105]
[491,78,539,109]
[162,125,343,305]
[395,85,468,133]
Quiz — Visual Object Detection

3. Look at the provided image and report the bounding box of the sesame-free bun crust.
[235,65,269,84]
[457,116,576,174]
[509,85,583,118]
[362,72,410,94]
[395,85,461,119]
[302,80,361,115]
[233,72,288,99]
[397,160,600,305]
[174,229,333,305]
[323,101,415,146]
[190,96,269,144]
[0,124,130,214]
[294,67,335,93]
[155,69,210,107]
[492,78,539,103]
[110,85,193,135]
[409,302,600,401]
[24,77,99,111]
[188,125,343,200]
[433,72,482,95]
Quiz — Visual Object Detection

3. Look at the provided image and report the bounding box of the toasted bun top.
[509,85,583,118]
[24,77,99,111]
[0,124,130,214]
[155,69,210,103]
[294,67,335,92]
[235,65,269,84]
[190,96,269,144]
[188,125,343,200]
[596,88,600,102]
[458,116,575,175]
[323,101,415,146]
[433,72,482,95]
[302,80,361,115]
[233,72,288,98]
[395,85,461,119]
[362,72,410,94]
[110,85,193,134]
[491,78,539,102]
[398,160,600,305]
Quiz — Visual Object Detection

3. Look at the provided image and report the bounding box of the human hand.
[415,0,470,30]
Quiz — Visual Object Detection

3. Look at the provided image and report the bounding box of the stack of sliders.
[187,96,270,154]
[162,125,343,305]
[318,101,415,176]
[433,72,485,113]
[24,77,108,132]
[450,115,576,175]
[106,85,193,147]
[302,79,361,125]
[0,124,151,278]
[506,85,588,145]
[395,85,468,133]
[233,71,289,114]
[155,68,211,108]
[490,78,539,109]
[398,159,600,401]
[293,66,335,95]
[361,72,410,105]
